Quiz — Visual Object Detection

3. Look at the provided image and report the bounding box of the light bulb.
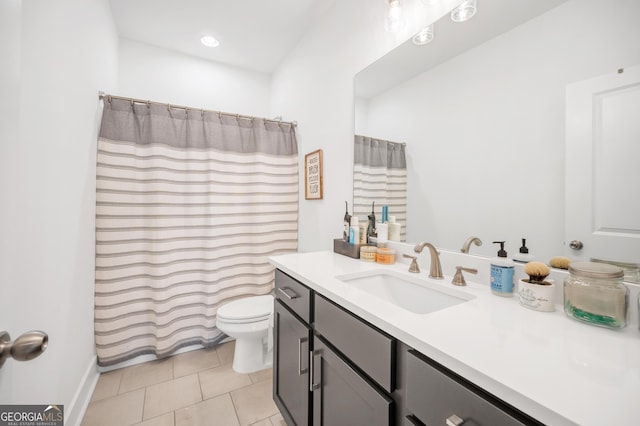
[412,25,434,45]
[451,0,477,23]
[385,0,405,33]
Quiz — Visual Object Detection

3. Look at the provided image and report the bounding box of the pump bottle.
[490,241,515,297]
[513,238,533,263]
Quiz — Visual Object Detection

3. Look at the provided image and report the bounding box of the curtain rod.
[98,91,297,127]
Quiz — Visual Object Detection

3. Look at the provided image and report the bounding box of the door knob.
[569,240,584,250]
[0,330,48,368]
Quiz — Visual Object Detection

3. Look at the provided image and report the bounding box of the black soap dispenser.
[513,238,533,263]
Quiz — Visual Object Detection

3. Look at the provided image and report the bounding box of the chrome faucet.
[414,242,443,279]
[460,236,482,254]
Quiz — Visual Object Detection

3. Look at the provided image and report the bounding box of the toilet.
[216,294,274,374]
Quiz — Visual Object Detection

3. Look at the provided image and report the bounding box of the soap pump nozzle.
[492,241,507,258]
[519,238,529,254]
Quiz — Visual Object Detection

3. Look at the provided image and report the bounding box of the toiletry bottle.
[513,238,533,263]
[358,222,367,244]
[490,241,515,297]
[377,222,388,243]
[343,201,351,242]
[381,205,389,223]
[349,217,360,244]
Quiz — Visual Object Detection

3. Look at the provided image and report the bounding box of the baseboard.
[65,355,99,426]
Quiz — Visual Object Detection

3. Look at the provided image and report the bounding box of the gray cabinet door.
[273,300,311,426]
[312,336,393,426]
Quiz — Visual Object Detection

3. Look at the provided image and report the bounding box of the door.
[565,64,640,264]
[273,300,311,426]
[311,336,393,426]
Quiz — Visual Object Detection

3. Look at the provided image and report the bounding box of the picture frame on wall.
[304,149,323,200]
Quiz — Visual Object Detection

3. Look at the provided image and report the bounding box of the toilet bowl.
[216,295,274,374]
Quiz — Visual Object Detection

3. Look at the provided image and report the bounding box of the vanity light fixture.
[200,35,219,47]
[451,0,477,23]
[412,25,434,45]
[384,0,405,33]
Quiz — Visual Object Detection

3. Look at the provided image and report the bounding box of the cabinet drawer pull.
[297,337,308,375]
[446,414,464,426]
[278,287,300,300]
[405,415,425,425]
[309,350,321,392]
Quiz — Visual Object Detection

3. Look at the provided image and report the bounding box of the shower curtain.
[94,98,298,367]
[353,135,407,241]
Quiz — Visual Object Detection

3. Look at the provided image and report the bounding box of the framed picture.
[304,149,323,200]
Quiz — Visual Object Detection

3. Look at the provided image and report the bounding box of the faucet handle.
[452,266,478,286]
[403,254,420,273]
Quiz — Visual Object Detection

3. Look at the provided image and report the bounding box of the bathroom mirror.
[354,0,640,265]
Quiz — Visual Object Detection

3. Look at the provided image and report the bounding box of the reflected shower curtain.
[94,98,298,366]
[353,135,407,241]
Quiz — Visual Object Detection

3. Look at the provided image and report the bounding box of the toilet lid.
[217,295,273,323]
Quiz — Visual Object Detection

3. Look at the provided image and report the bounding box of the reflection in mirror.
[354,0,640,265]
[353,136,407,242]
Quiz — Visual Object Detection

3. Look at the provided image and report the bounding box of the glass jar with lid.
[564,261,628,329]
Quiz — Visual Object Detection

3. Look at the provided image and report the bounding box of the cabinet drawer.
[275,269,312,323]
[314,293,395,392]
[406,350,541,426]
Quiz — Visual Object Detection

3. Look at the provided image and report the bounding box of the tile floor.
[82,341,284,426]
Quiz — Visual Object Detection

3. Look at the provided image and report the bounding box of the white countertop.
[269,250,640,426]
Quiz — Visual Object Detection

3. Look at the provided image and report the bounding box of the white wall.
[270,0,462,253]
[359,0,640,260]
[0,0,118,424]
[272,0,640,258]
[118,39,271,117]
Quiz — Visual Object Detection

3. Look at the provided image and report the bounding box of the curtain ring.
[201,109,205,119]
[129,98,134,108]
[107,95,112,103]
[146,100,151,109]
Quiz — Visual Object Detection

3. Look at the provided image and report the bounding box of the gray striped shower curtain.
[94,98,298,366]
[353,135,407,241]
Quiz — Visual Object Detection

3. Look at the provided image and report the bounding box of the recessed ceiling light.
[200,35,219,47]
[451,0,477,23]
[412,25,434,45]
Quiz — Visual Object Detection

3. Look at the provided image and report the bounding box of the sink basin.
[336,270,474,314]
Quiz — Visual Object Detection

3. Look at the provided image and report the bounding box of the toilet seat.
[217,295,273,324]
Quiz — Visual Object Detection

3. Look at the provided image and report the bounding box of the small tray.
[333,239,362,259]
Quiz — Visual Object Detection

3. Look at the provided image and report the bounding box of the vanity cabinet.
[273,268,541,426]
